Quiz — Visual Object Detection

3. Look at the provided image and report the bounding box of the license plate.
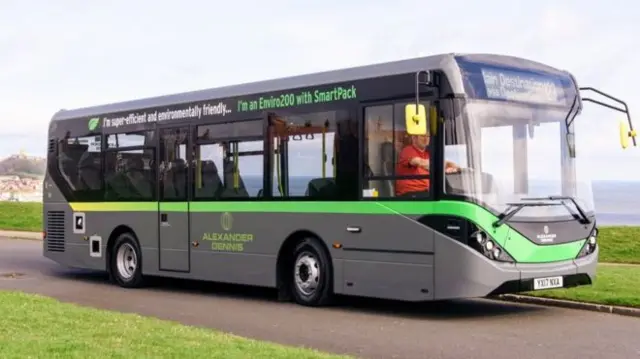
[533,276,563,290]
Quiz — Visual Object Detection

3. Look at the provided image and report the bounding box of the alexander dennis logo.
[88,117,100,131]
[537,225,557,243]
[221,212,233,231]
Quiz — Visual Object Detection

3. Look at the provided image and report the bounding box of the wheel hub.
[294,253,320,296]
[116,242,137,279]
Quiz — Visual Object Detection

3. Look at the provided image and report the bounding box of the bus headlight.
[471,230,514,263]
[576,227,598,258]
[485,240,494,250]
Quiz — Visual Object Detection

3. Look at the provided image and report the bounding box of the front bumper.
[433,233,598,300]
[489,245,598,296]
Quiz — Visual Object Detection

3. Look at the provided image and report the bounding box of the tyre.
[110,232,144,288]
[291,238,333,306]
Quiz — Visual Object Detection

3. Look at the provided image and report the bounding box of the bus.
[43,53,637,307]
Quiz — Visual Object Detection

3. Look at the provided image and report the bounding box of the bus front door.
[157,126,191,272]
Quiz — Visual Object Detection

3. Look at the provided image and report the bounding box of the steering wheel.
[449,167,478,175]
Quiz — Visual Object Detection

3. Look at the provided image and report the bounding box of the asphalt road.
[1,237,639,359]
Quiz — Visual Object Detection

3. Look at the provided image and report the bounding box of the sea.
[584,181,640,226]
[244,177,640,226]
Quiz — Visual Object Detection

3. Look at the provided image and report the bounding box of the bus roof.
[50,53,569,122]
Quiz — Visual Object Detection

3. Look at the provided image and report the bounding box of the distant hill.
[0,153,46,178]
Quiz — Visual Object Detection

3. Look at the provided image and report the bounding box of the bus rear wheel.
[110,232,144,288]
[290,238,333,306]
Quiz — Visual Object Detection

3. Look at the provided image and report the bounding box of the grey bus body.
[43,53,614,306]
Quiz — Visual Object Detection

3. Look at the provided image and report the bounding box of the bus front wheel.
[110,232,144,288]
[290,238,333,306]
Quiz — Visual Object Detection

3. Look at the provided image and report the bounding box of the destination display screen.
[456,57,575,107]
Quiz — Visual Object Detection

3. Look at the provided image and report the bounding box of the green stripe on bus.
[160,202,189,212]
[70,202,157,212]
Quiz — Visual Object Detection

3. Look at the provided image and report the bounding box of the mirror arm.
[579,87,637,147]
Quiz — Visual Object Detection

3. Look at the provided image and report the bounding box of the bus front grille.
[46,211,65,252]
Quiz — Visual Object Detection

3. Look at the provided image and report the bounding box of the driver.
[395,133,460,197]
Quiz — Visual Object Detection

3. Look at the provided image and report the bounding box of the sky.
[1,0,639,181]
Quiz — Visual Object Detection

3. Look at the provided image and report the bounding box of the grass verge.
[0,290,350,359]
[597,226,640,264]
[524,265,640,308]
[0,201,41,232]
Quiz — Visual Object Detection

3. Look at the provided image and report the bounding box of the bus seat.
[60,144,87,189]
[77,152,101,191]
[126,156,153,199]
[104,153,130,200]
[305,178,337,199]
[172,159,187,199]
[106,162,138,200]
[363,163,374,178]
[197,160,223,199]
[220,160,249,198]
[379,141,395,197]
[162,161,176,199]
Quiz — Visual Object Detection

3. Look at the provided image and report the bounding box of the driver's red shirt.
[395,144,430,196]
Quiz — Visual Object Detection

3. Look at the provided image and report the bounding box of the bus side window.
[363,102,432,199]
[271,110,351,200]
[57,134,103,201]
[195,122,264,200]
[364,105,394,197]
[104,149,155,201]
[159,128,189,201]
[219,140,263,199]
[194,143,224,200]
[103,131,156,201]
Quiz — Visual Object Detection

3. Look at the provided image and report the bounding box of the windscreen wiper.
[492,201,562,228]
[521,196,591,224]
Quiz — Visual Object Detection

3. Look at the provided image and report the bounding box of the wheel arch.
[106,225,138,274]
